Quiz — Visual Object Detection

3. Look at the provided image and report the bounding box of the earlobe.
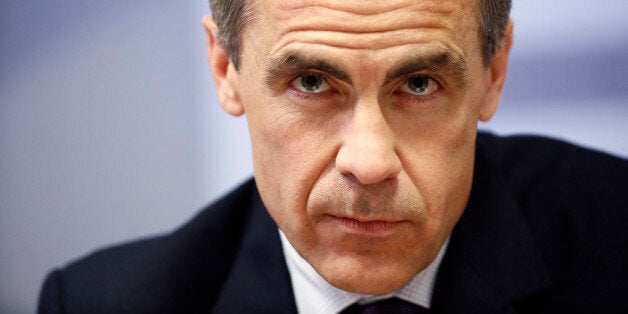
[479,19,514,122]
[202,15,244,117]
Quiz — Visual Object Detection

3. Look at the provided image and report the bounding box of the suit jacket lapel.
[431,135,553,313]
[213,188,297,314]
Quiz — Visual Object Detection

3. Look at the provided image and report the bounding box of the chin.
[325,270,415,295]
[317,254,425,295]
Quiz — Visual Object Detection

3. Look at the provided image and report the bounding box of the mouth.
[329,215,405,234]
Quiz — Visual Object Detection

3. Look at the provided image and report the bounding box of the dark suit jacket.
[38,133,628,313]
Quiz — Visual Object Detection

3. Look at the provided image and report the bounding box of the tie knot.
[341,297,429,314]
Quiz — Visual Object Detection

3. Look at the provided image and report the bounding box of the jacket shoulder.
[477,132,627,212]
[476,132,628,312]
[39,179,259,313]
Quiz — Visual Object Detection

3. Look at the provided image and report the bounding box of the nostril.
[340,172,361,184]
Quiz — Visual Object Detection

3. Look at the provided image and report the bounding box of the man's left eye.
[399,76,439,95]
[291,74,331,93]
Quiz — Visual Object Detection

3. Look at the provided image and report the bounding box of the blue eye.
[291,74,330,93]
[399,76,438,95]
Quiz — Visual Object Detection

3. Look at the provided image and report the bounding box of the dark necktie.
[340,297,429,314]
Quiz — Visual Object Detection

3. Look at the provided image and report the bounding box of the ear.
[479,19,514,122]
[202,15,244,116]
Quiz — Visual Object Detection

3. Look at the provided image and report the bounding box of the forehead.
[244,0,480,55]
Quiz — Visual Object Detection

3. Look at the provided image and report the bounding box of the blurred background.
[1,0,626,312]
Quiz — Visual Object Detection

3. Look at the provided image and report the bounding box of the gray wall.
[1,1,626,313]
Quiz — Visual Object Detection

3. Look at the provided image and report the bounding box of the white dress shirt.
[280,230,449,314]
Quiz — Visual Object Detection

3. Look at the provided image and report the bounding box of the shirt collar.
[280,230,449,314]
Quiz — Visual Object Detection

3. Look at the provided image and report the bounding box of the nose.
[335,101,402,185]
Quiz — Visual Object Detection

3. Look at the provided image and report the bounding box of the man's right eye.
[291,74,331,93]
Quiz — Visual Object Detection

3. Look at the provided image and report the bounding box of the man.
[39,0,627,313]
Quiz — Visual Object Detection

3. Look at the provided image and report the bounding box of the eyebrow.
[385,50,469,87]
[263,52,351,88]
[263,48,469,89]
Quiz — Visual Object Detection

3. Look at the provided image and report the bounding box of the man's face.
[205,0,510,294]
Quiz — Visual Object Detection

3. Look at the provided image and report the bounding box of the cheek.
[244,98,339,234]
[249,108,333,185]
[397,101,478,234]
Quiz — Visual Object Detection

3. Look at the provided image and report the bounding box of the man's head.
[204,0,513,294]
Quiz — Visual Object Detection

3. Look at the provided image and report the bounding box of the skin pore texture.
[204,0,513,295]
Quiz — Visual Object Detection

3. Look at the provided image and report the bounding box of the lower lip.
[331,216,403,234]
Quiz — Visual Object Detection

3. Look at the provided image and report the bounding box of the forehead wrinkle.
[266,13,461,53]
[276,0,409,15]
[255,1,474,57]
[262,0,464,39]
[281,9,455,36]
[270,28,451,53]
[276,0,458,17]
